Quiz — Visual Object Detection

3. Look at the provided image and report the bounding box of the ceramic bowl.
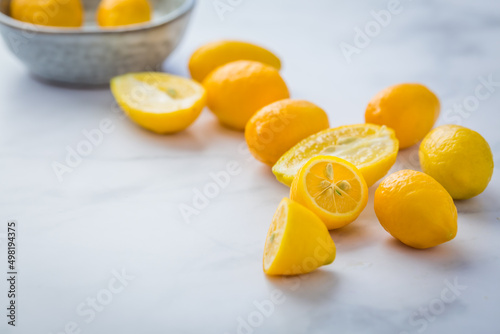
[0,0,195,85]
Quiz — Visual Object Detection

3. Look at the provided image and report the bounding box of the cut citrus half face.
[290,156,368,230]
[272,124,399,187]
[111,72,206,134]
[263,198,336,276]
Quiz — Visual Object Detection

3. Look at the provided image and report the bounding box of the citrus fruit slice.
[111,72,206,134]
[290,156,368,229]
[189,40,281,82]
[375,170,457,249]
[263,198,336,276]
[273,124,398,187]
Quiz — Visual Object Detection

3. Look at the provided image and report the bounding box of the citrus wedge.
[111,72,206,134]
[290,156,368,229]
[264,198,336,276]
[272,124,399,187]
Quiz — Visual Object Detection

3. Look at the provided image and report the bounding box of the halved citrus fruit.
[264,198,336,276]
[272,124,399,187]
[111,72,206,134]
[290,156,368,229]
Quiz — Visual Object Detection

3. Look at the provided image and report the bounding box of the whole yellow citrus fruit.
[263,198,336,276]
[419,125,494,200]
[111,72,206,134]
[290,156,368,230]
[10,0,83,27]
[203,60,290,131]
[245,99,329,166]
[365,83,440,149]
[97,0,151,27]
[374,170,457,249]
[189,40,281,82]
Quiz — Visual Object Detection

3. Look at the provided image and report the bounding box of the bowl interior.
[0,0,189,30]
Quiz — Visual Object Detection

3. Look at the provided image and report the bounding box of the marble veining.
[0,0,499,333]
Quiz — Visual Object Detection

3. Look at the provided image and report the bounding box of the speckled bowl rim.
[0,0,195,35]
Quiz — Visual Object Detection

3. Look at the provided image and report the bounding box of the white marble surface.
[1,1,500,333]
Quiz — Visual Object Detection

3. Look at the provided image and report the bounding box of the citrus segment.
[264,198,336,276]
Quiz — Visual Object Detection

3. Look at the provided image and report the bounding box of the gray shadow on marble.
[330,222,375,252]
[120,116,208,152]
[203,115,245,139]
[7,72,114,115]
[393,144,421,171]
[384,238,470,271]
[114,110,245,155]
[454,194,500,215]
[28,72,110,90]
[329,185,382,252]
[265,270,340,302]
[10,67,111,91]
[253,161,279,184]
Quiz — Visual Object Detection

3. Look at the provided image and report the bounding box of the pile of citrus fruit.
[10,0,152,28]
[6,18,485,275]
[107,39,494,276]
[7,0,495,279]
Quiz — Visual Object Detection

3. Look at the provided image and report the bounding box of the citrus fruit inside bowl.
[0,0,195,85]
